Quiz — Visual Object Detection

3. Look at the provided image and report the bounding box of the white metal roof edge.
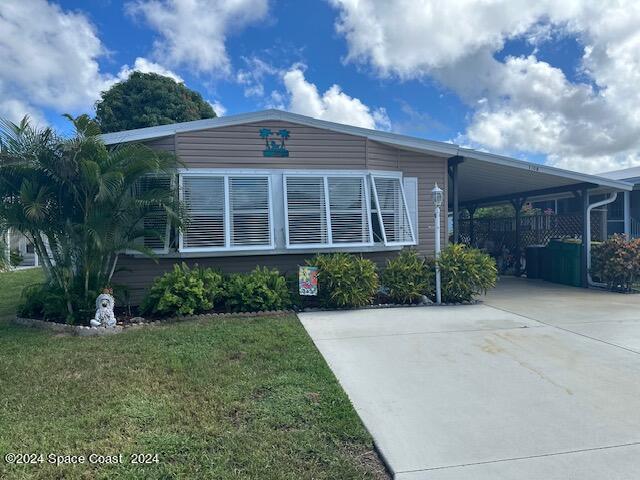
[597,166,640,182]
[100,108,458,155]
[457,147,633,192]
[100,108,632,192]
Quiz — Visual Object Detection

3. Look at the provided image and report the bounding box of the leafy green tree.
[95,72,216,133]
[0,115,183,322]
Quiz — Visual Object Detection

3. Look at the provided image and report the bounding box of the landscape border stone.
[13,309,296,336]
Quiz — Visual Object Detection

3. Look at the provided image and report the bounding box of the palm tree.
[277,129,290,148]
[0,115,183,322]
[259,128,272,149]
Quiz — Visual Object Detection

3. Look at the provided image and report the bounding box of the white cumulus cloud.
[209,100,227,116]
[282,67,390,130]
[117,57,183,83]
[0,0,114,123]
[127,0,269,75]
[329,0,640,173]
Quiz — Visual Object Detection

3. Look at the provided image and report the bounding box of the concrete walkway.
[299,278,640,479]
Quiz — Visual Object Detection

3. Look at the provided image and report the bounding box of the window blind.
[182,176,226,249]
[284,176,329,246]
[328,176,371,244]
[181,174,272,251]
[229,176,272,247]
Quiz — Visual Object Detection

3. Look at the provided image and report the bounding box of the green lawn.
[0,312,388,479]
[0,268,44,320]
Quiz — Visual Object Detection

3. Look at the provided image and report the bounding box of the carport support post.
[581,188,589,288]
[448,156,463,243]
[624,191,631,238]
[511,198,526,277]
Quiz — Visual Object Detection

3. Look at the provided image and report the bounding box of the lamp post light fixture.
[432,183,443,304]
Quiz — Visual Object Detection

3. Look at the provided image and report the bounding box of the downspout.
[587,192,617,287]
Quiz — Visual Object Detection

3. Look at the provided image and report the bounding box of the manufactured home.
[102,110,632,302]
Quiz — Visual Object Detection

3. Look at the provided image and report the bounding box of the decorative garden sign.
[299,266,318,296]
[260,128,290,157]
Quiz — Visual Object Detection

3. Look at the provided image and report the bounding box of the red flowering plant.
[591,234,640,292]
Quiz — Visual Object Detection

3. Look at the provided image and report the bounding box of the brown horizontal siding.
[398,151,448,257]
[144,135,175,153]
[176,121,367,169]
[366,140,399,170]
[113,251,398,305]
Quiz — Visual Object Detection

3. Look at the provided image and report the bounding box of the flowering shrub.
[591,234,640,292]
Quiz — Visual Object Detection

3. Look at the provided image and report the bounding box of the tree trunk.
[108,253,119,284]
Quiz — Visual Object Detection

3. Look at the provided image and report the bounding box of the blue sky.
[47,0,472,142]
[2,1,640,173]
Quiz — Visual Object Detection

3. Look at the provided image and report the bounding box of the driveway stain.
[479,335,574,395]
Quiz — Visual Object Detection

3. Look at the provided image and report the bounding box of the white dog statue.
[90,293,117,328]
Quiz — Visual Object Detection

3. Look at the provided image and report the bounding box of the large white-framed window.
[284,174,374,248]
[179,173,274,252]
[371,175,416,246]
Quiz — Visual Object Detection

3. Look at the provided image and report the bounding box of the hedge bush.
[437,244,497,302]
[382,250,434,304]
[141,263,224,317]
[18,283,99,324]
[308,253,379,308]
[591,234,640,291]
[224,267,291,312]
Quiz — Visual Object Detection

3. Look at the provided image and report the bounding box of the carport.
[446,149,633,286]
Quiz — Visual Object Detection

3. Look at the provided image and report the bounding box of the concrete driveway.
[298,278,640,479]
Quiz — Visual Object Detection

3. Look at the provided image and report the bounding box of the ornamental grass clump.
[591,234,640,292]
[308,253,379,308]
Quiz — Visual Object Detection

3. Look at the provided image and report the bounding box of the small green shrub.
[224,267,291,312]
[18,283,95,324]
[10,249,23,267]
[308,253,379,308]
[382,250,434,304]
[437,244,497,302]
[141,263,224,317]
[591,234,640,291]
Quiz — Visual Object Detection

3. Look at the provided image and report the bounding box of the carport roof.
[452,150,632,206]
[100,109,633,205]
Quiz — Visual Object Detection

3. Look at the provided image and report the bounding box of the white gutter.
[587,192,618,287]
